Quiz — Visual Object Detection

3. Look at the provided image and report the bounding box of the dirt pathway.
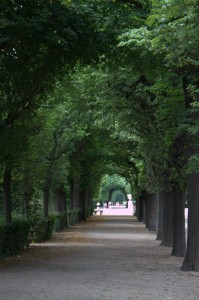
[0,216,199,300]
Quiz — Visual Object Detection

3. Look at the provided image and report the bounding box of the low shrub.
[85,207,93,218]
[54,212,68,232]
[0,217,30,258]
[67,209,79,226]
[30,215,55,243]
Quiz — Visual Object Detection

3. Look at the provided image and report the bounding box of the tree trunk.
[160,191,173,247]
[85,189,93,217]
[157,192,163,241]
[70,178,79,209]
[54,189,63,213]
[3,167,12,223]
[70,179,75,209]
[79,190,86,221]
[181,76,199,271]
[86,190,93,214]
[145,194,159,232]
[135,198,138,217]
[181,173,199,271]
[24,190,30,216]
[62,191,67,212]
[142,196,146,224]
[171,187,186,257]
[43,188,50,218]
[145,195,150,229]
[137,197,144,222]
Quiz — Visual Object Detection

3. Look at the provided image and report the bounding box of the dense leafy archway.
[1,0,199,271]
[108,187,128,204]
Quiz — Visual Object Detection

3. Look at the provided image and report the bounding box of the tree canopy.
[1,0,199,271]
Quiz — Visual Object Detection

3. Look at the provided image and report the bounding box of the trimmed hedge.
[54,212,68,232]
[0,218,30,258]
[85,207,93,218]
[0,207,94,258]
[30,215,55,243]
[67,209,80,225]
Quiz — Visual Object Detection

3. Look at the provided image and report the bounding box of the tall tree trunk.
[43,166,52,218]
[79,190,86,221]
[24,190,30,216]
[70,179,75,209]
[87,190,93,214]
[62,191,67,212]
[142,196,146,225]
[137,196,144,222]
[70,178,79,209]
[181,76,199,271]
[181,173,199,271]
[43,188,50,218]
[145,195,150,228]
[54,189,63,213]
[54,189,68,230]
[3,167,12,223]
[135,198,139,217]
[172,187,186,257]
[157,192,163,241]
[160,191,173,247]
[85,189,93,217]
[23,168,32,216]
[145,194,159,232]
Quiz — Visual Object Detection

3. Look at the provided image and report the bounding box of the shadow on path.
[0,216,198,300]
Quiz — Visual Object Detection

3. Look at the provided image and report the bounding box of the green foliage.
[1,0,199,231]
[0,217,30,258]
[67,209,80,226]
[28,197,42,236]
[54,212,68,232]
[115,0,199,192]
[85,207,94,218]
[30,215,55,243]
[100,174,131,200]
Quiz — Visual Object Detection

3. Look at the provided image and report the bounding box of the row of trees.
[1,0,199,271]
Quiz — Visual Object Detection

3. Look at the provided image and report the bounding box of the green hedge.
[0,207,94,258]
[54,212,68,232]
[30,215,55,243]
[85,207,93,218]
[0,218,30,258]
[67,209,80,225]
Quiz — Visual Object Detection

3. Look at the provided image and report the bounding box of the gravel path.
[0,216,199,300]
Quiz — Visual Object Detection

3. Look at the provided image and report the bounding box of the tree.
[0,0,99,222]
[146,0,199,270]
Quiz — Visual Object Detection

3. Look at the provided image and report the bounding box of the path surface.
[0,216,199,300]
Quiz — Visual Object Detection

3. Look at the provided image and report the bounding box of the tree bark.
[62,191,67,212]
[24,190,30,216]
[145,194,159,232]
[70,179,75,209]
[134,198,138,217]
[181,76,199,271]
[86,190,93,214]
[3,167,12,223]
[79,190,86,221]
[142,196,146,225]
[43,188,50,218]
[70,178,79,209]
[54,189,63,213]
[137,196,144,222]
[145,195,149,228]
[181,173,199,271]
[171,187,186,257]
[157,192,163,241]
[160,191,173,247]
